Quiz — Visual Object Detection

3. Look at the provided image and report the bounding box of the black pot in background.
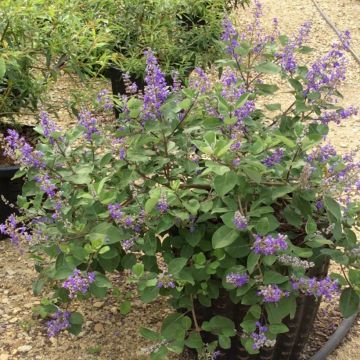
[105,66,188,118]
[186,259,330,360]
[0,166,23,240]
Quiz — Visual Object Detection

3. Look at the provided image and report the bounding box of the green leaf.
[119,300,131,315]
[214,172,238,197]
[140,327,161,341]
[255,62,281,74]
[255,83,279,95]
[140,286,159,303]
[269,323,289,334]
[288,78,303,92]
[32,279,45,296]
[263,271,288,284]
[185,332,203,349]
[212,226,239,249]
[265,103,281,111]
[132,263,144,277]
[339,288,360,318]
[168,258,188,274]
[184,199,200,215]
[0,58,6,79]
[324,196,342,221]
[70,312,84,325]
[247,252,260,274]
[305,217,317,234]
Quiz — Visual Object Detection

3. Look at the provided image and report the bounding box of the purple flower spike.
[62,269,95,299]
[47,310,71,337]
[226,272,249,288]
[251,321,276,350]
[262,148,284,167]
[257,284,289,303]
[96,89,113,111]
[78,110,99,140]
[143,49,169,121]
[252,234,288,255]
[108,203,123,222]
[291,276,339,301]
[156,272,175,289]
[233,211,248,230]
[156,194,169,214]
[40,111,59,144]
[35,173,57,198]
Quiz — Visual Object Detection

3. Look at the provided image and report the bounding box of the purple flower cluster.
[211,350,222,360]
[78,110,99,140]
[307,143,337,163]
[0,214,32,245]
[221,17,239,60]
[40,111,59,144]
[251,322,276,350]
[122,73,138,94]
[35,173,57,198]
[189,67,211,94]
[111,137,126,160]
[156,272,175,289]
[262,148,284,167]
[305,42,348,94]
[3,129,44,168]
[143,49,169,121]
[252,234,288,255]
[108,203,123,222]
[62,269,95,299]
[108,203,145,234]
[121,237,136,252]
[47,310,71,337]
[233,211,248,230]
[257,284,289,303]
[291,276,339,301]
[96,89,113,111]
[156,194,169,214]
[277,21,312,73]
[226,272,249,288]
[320,106,358,125]
[277,254,314,269]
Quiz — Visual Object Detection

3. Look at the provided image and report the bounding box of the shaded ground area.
[1,0,360,359]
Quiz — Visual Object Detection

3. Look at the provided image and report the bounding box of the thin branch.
[312,0,360,65]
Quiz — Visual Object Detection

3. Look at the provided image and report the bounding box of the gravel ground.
[1,0,360,359]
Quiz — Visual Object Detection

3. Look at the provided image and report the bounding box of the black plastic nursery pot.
[0,166,23,240]
[187,260,331,360]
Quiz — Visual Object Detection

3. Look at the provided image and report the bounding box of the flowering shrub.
[1,1,360,358]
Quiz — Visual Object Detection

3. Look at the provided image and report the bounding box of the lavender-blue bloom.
[143,49,169,121]
[226,272,249,287]
[189,67,211,94]
[47,310,71,337]
[257,284,289,303]
[307,143,337,163]
[251,321,276,350]
[108,203,123,222]
[0,214,32,245]
[35,173,57,198]
[262,148,284,167]
[62,269,95,299]
[4,129,45,169]
[78,110,99,140]
[156,273,175,289]
[40,111,59,144]
[320,106,358,125]
[292,276,339,301]
[233,211,248,230]
[156,195,169,214]
[252,234,288,255]
[96,89,113,110]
